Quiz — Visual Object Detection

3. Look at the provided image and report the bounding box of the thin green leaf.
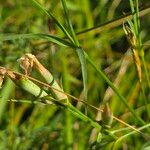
[61,0,79,46]
[84,52,145,125]
[61,0,88,104]
[7,99,47,105]
[75,6,150,36]
[31,0,74,43]
[76,47,88,101]
[67,104,101,130]
[113,123,150,150]
[0,33,74,47]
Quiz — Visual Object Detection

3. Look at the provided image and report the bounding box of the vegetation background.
[0,0,150,149]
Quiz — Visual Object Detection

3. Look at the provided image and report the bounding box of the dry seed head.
[24,53,36,60]
[18,54,34,75]
[123,24,137,48]
[123,24,142,82]
[0,67,7,88]
[0,67,7,75]
[0,76,4,88]
[18,53,68,101]
[21,53,48,76]
[6,70,17,81]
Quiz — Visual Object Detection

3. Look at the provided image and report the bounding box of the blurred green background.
[0,0,150,149]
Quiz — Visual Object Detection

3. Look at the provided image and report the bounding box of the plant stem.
[7,70,101,130]
[113,123,150,150]
[62,57,73,148]
[84,52,145,124]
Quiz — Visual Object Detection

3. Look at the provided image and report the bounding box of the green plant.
[0,0,149,149]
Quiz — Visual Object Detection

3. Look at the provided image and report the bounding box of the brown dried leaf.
[0,67,7,88]
[18,54,34,75]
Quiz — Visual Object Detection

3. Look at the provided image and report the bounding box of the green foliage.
[0,0,150,149]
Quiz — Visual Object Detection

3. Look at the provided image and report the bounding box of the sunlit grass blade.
[7,99,48,105]
[75,6,150,36]
[0,0,149,148]
[127,0,150,117]
[113,123,150,150]
[84,52,145,124]
[61,0,79,45]
[134,0,150,90]
[76,47,88,101]
[61,0,88,105]
[2,66,101,130]
[129,0,138,36]
[31,0,74,43]
[18,53,68,102]
[1,66,145,135]
[19,67,147,134]
[0,33,74,47]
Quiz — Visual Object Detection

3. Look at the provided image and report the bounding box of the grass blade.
[76,47,88,101]
[31,0,74,43]
[62,56,73,147]
[61,0,79,46]
[113,123,150,149]
[61,0,88,105]
[75,6,150,36]
[84,52,145,124]
[0,33,74,47]
[6,70,101,130]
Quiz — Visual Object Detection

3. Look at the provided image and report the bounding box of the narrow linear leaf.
[7,99,47,105]
[84,52,145,124]
[61,0,79,45]
[76,47,88,101]
[0,33,74,47]
[61,0,88,102]
[75,6,150,36]
[67,104,101,130]
[8,72,101,130]
[31,0,74,43]
[113,123,150,150]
